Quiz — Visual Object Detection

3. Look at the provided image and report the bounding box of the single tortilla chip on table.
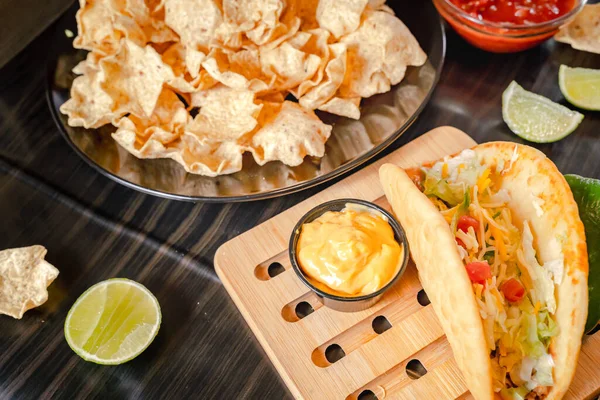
[555,4,600,54]
[0,246,59,319]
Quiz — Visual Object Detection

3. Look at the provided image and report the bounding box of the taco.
[379,142,588,400]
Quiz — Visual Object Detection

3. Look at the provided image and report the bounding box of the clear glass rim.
[437,0,587,31]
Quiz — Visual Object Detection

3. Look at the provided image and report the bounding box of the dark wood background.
[1,1,599,399]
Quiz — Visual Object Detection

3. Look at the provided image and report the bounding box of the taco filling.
[409,150,563,400]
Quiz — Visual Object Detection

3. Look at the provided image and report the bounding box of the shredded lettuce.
[518,222,557,314]
[423,175,465,206]
[532,353,555,387]
[422,149,483,206]
[537,311,559,341]
[500,387,529,400]
[449,190,471,234]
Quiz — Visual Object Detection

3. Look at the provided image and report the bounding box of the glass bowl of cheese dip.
[289,199,409,312]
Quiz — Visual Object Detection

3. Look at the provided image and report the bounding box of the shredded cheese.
[477,168,491,192]
[492,226,508,262]
[441,163,449,178]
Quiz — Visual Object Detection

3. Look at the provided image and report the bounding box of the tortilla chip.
[202,48,274,92]
[318,95,361,119]
[290,0,320,31]
[0,246,59,319]
[299,42,347,110]
[74,0,136,55]
[251,101,332,166]
[256,11,302,51]
[189,85,262,140]
[60,56,126,128]
[163,0,222,50]
[339,10,426,98]
[161,43,212,93]
[555,4,600,54]
[113,88,189,145]
[316,0,368,39]
[115,129,244,177]
[74,0,176,56]
[260,42,321,91]
[113,89,243,176]
[223,0,284,30]
[101,39,175,118]
[284,28,331,98]
[124,0,178,43]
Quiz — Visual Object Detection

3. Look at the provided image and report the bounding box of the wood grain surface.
[0,0,72,69]
[1,3,600,400]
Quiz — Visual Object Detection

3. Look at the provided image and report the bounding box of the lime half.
[502,81,584,143]
[65,278,161,365]
[559,65,600,111]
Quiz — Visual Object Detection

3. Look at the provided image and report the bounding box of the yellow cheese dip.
[296,206,403,297]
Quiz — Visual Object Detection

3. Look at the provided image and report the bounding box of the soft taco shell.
[379,142,588,400]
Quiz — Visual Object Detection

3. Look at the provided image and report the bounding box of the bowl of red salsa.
[434,0,587,52]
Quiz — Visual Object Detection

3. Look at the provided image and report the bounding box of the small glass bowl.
[433,0,587,53]
[289,199,410,312]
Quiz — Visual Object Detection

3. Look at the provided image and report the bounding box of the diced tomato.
[501,278,525,303]
[457,215,479,233]
[456,238,466,248]
[465,261,492,284]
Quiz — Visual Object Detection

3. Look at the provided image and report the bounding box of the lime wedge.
[64,278,161,365]
[502,81,584,143]
[559,65,600,111]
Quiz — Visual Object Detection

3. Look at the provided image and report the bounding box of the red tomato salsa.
[449,0,576,25]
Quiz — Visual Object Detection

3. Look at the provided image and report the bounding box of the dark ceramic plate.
[47,2,445,202]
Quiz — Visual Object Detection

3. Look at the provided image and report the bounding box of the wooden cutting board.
[214,126,600,400]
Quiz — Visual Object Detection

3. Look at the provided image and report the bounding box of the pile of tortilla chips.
[60,0,426,177]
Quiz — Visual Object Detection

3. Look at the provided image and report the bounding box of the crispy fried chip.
[291,0,320,31]
[288,28,330,98]
[74,0,176,56]
[189,85,263,140]
[113,88,244,176]
[60,59,122,128]
[115,129,244,177]
[260,42,321,91]
[555,4,600,54]
[113,88,189,147]
[161,43,213,93]
[0,246,59,319]
[339,10,426,98]
[163,0,222,50]
[299,42,347,110]
[318,95,361,119]
[102,39,175,118]
[251,101,332,166]
[317,0,368,38]
[202,48,274,92]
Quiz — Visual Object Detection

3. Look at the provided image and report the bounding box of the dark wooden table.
[1,2,599,399]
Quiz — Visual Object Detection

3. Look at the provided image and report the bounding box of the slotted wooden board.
[214,127,600,400]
